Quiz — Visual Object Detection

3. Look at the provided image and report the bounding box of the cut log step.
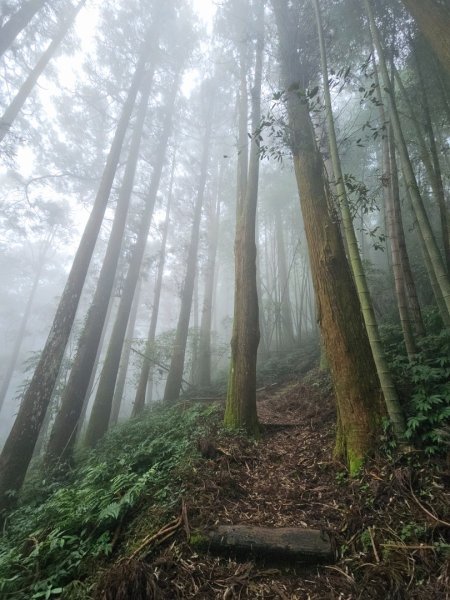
[191,525,334,564]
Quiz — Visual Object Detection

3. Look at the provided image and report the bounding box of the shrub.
[383,326,450,455]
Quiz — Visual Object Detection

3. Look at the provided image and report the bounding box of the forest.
[0,0,449,598]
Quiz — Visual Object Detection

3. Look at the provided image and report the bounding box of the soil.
[96,369,449,600]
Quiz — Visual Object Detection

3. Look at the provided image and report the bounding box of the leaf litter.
[95,368,449,599]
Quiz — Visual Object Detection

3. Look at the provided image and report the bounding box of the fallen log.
[191,525,334,564]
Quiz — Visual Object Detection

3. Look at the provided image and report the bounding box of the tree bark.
[77,292,116,440]
[313,0,405,439]
[132,156,175,416]
[272,0,383,473]
[163,84,215,403]
[197,191,221,388]
[0,31,152,514]
[274,205,295,349]
[0,0,48,58]
[225,1,264,436]
[44,61,156,467]
[84,72,180,448]
[0,0,86,143]
[256,214,269,356]
[109,276,142,426]
[401,0,450,75]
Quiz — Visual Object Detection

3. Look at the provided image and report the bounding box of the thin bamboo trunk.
[273,0,383,472]
[383,139,417,358]
[365,0,450,320]
[388,128,426,337]
[393,65,450,273]
[415,53,450,273]
[313,0,405,439]
[371,53,418,356]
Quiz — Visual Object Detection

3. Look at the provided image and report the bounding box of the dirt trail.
[99,370,449,599]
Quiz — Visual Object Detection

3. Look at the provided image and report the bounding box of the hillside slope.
[97,371,449,599]
[1,367,448,599]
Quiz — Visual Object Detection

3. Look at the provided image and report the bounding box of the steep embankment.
[96,370,449,600]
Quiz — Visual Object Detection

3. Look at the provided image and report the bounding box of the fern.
[0,403,219,599]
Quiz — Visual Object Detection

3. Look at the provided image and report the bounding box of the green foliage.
[382,325,450,455]
[0,403,218,599]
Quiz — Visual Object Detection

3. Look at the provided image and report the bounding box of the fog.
[0,0,448,481]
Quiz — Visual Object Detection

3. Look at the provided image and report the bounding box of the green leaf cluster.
[383,325,450,455]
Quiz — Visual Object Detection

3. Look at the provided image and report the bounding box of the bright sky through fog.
[14,1,217,192]
[192,0,216,32]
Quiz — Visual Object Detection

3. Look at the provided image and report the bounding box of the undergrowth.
[381,320,450,455]
[0,402,219,599]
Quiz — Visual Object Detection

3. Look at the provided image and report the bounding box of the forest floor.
[97,369,449,600]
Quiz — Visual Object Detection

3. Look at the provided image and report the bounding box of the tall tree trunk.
[274,205,295,349]
[109,276,142,426]
[273,0,383,472]
[77,292,116,440]
[0,0,86,143]
[365,0,450,320]
[197,192,221,388]
[84,72,180,448]
[44,62,156,467]
[256,214,269,357]
[0,32,153,514]
[236,45,249,217]
[400,0,450,75]
[189,272,199,385]
[132,156,175,416]
[313,0,405,439]
[0,231,53,412]
[163,84,215,403]
[225,1,264,435]
[0,0,48,58]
